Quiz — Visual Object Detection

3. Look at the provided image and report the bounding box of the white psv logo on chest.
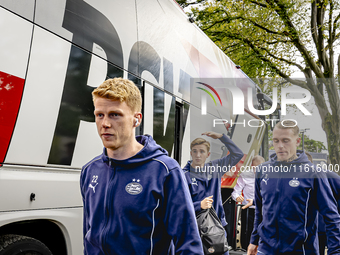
[289,177,300,187]
[125,179,143,195]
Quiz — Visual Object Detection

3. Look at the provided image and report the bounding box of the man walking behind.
[248,120,340,255]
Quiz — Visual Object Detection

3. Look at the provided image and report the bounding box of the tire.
[0,234,52,255]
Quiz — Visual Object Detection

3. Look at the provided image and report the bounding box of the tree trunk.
[324,113,340,172]
[338,55,340,85]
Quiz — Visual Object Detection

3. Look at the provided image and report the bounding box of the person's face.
[94,97,138,154]
[273,127,301,161]
[190,144,210,167]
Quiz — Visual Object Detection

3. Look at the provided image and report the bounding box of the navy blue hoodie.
[80,135,203,255]
[318,170,340,233]
[250,151,340,254]
[182,134,243,227]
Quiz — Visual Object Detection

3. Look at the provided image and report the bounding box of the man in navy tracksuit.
[183,131,244,254]
[305,152,340,254]
[248,120,340,255]
[80,78,203,255]
[319,170,340,254]
[314,166,340,254]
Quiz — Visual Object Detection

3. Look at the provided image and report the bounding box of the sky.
[286,98,327,152]
[283,81,328,153]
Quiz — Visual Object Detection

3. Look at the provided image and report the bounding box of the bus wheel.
[0,234,52,255]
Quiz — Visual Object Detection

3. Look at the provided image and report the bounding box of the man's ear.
[208,152,211,157]
[134,112,142,127]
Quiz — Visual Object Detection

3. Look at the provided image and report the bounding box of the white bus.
[0,0,269,253]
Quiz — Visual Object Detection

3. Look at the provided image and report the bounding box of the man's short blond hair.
[274,120,299,136]
[92,78,142,113]
[190,138,210,152]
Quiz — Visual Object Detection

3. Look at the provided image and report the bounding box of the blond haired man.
[80,78,203,255]
[248,120,340,255]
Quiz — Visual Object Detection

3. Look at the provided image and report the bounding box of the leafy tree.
[298,134,327,152]
[180,0,340,165]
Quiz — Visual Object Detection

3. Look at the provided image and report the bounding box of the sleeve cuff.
[194,201,202,214]
[250,235,259,246]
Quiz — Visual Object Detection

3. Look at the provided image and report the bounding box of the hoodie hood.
[265,150,314,179]
[269,149,310,164]
[101,135,168,167]
[183,160,211,180]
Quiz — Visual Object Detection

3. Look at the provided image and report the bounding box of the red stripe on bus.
[0,71,25,164]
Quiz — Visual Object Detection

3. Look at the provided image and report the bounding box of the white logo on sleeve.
[192,178,198,186]
[89,175,99,193]
[125,179,143,195]
[89,183,98,193]
[262,174,269,185]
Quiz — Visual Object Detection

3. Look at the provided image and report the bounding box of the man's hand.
[236,195,244,203]
[242,199,253,209]
[202,131,223,139]
[247,244,258,255]
[201,196,213,209]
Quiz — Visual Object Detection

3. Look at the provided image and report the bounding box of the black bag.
[196,207,229,254]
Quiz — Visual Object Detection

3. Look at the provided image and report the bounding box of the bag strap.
[209,206,223,225]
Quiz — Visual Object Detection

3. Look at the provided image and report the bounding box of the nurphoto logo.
[191,78,312,128]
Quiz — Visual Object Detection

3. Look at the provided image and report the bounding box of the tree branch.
[338,55,340,85]
[334,13,340,31]
[265,39,291,44]
[333,13,340,43]
[177,0,207,8]
[249,0,269,8]
[316,0,328,69]
[202,15,243,31]
[243,38,291,79]
[257,46,304,71]
[214,25,328,116]
[222,42,242,53]
[269,0,324,78]
[328,0,334,77]
[324,31,340,51]
[202,14,285,37]
[311,1,318,48]
[244,17,285,35]
[335,32,340,41]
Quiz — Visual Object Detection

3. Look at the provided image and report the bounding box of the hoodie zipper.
[274,163,283,252]
[101,160,116,255]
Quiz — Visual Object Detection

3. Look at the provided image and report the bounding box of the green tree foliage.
[180,0,340,165]
[297,134,327,152]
